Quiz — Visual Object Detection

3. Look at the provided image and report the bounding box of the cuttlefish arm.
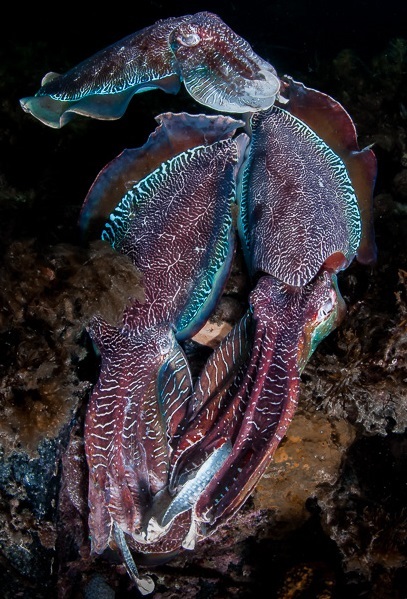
[238,105,361,286]
[278,76,377,265]
[20,12,280,128]
[166,271,344,534]
[85,318,193,555]
[79,112,244,240]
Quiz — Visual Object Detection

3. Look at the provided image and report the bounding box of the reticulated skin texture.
[279,76,377,265]
[239,106,361,286]
[85,318,193,555]
[102,137,241,339]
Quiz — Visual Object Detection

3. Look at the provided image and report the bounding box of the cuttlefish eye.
[177,32,201,47]
[317,294,335,322]
[157,332,174,356]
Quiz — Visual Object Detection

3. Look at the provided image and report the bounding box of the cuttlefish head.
[170,12,280,113]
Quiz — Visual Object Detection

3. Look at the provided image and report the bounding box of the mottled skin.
[103,136,243,337]
[238,106,361,285]
[279,77,377,265]
[85,321,182,553]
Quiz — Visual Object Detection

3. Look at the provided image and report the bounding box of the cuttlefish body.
[166,80,375,539]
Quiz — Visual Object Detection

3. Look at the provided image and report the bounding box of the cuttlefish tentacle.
[168,271,344,531]
[113,523,155,596]
[278,76,378,265]
[19,12,280,128]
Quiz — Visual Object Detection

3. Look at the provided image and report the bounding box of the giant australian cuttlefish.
[20,12,377,594]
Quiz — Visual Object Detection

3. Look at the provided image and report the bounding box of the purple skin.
[238,105,361,285]
[19,12,280,128]
[278,77,378,266]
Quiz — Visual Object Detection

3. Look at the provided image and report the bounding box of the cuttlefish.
[18,11,377,595]
[82,112,248,593]
[19,12,280,128]
[164,78,376,538]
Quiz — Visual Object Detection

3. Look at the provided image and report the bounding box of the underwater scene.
[0,0,406,597]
